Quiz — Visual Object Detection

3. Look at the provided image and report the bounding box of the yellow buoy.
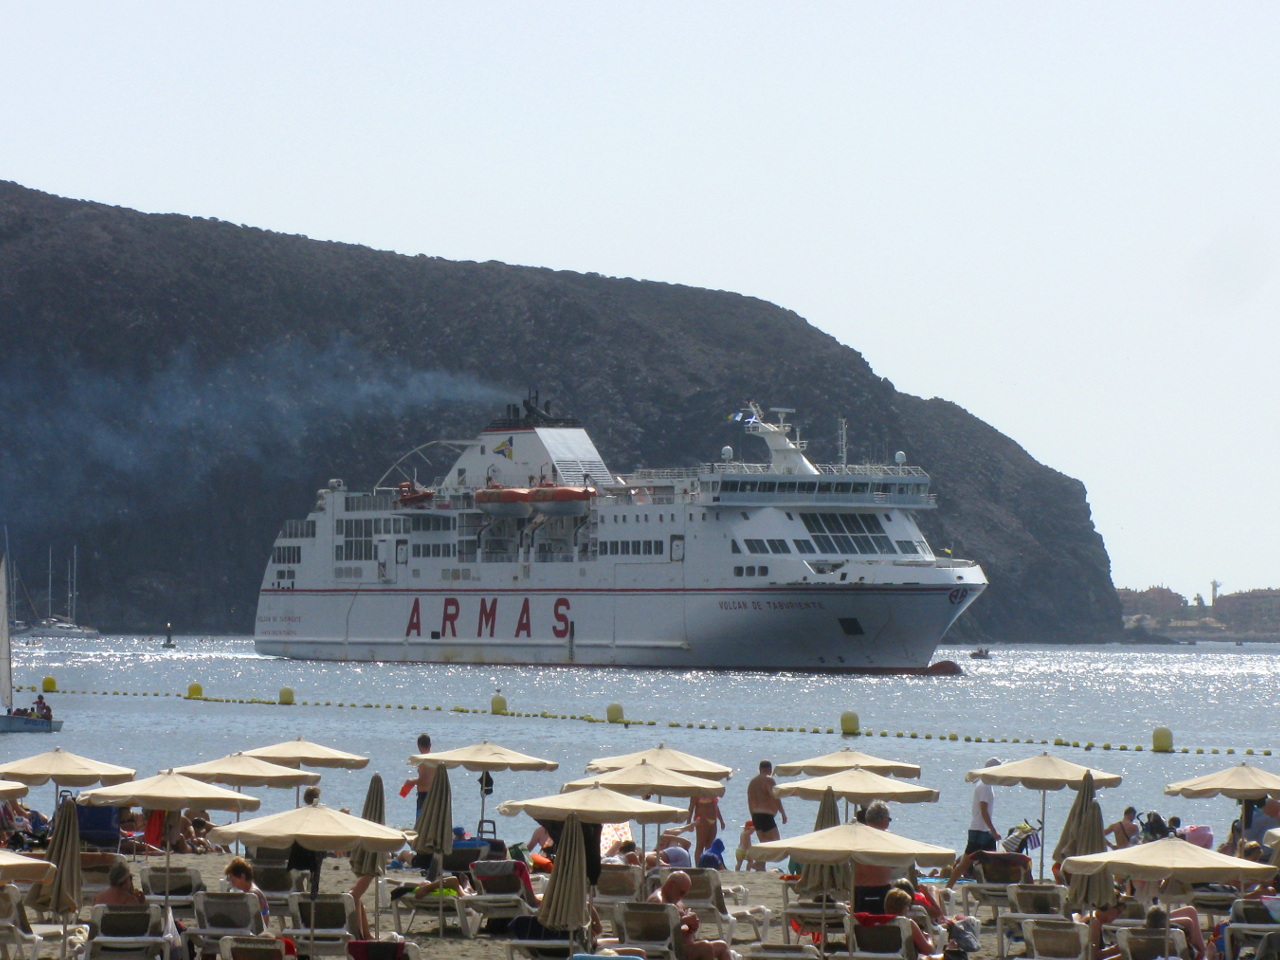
[607,703,624,723]
[1152,726,1173,753]
[491,693,508,715]
[42,676,57,693]
[279,687,295,706]
[840,711,860,735]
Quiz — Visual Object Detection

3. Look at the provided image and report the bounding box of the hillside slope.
[0,181,1120,644]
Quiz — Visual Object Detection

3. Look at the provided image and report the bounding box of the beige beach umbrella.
[796,787,849,894]
[1164,762,1280,799]
[411,740,558,831]
[1053,770,1099,863]
[408,770,453,940]
[0,780,30,801]
[774,766,939,805]
[775,748,922,779]
[968,753,1122,879]
[585,743,733,781]
[0,849,54,884]
[243,737,369,769]
[561,760,724,798]
[1065,837,1278,956]
[206,802,407,851]
[0,747,134,810]
[537,811,590,944]
[349,774,386,938]
[173,753,322,788]
[498,783,685,825]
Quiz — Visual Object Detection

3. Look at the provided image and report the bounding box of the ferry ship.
[254,397,986,672]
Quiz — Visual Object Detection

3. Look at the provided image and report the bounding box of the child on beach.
[734,821,755,871]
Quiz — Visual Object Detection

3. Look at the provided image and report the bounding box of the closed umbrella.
[1066,798,1113,908]
[25,797,79,957]
[410,769,452,940]
[348,774,386,938]
[775,748,921,779]
[585,744,733,781]
[1053,771,1098,863]
[410,741,558,833]
[968,753,1122,879]
[537,810,590,945]
[796,786,848,895]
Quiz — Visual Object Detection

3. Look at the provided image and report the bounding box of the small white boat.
[0,557,63,733]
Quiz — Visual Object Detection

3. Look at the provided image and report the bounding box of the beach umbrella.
[410,769,452,940]
[774,766,939,806]
[749,819,954,945]
[585,744,733,781]
[348,774,386,938]
[538,810,590,943]
[775,748,922,779]
[25,797,79,956]
[967,753,1122,879]
[1053,770,1098,863]
[173,752,323,788]
[410,740,558,832]
[0,780,30,801]
[1064,837,1279,957]
[498,783,686,825]
[1051,772,1113,908]
[1164,762,1280,799]
[79,771,261,914]
[209,803,406,954]
[243,737,370,769]
[0,849,54,883]
[796,787,849,895]
[0,747,134,809]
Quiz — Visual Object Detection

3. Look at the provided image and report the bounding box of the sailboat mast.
[0,557,12,713]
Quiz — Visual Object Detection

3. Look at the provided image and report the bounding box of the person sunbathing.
[388,874,475,900]
[648,870,731,960]
[882,887,943,960]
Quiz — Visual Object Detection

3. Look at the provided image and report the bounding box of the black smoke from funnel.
[0,337,502,531]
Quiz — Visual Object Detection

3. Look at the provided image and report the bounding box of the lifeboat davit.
[474,487,534,518]
[530,485,595,517]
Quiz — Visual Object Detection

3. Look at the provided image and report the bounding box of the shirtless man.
[648,870,732,960]
[1105,807,1141,849]
[746,760,786,871]
[401,734,436,814]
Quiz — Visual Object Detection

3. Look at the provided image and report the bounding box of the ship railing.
[712,492,937,507]
[627,462,930,480]
[931,558,981,569]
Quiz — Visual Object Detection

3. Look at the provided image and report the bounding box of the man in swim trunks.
[402,733,436,814]
[746,760,786,871]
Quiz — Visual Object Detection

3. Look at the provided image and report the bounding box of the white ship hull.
[254,397,988,673]
[256,579,983,672]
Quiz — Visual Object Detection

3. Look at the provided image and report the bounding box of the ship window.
[721,481,739,493]
[744,539,768,554]
[739,481,757,493]
[632,540,641,554]
[818,482,833,494]
[644,514,649,522]
[740,512,748,520]
[622,515,627,523]
[733,566,744,577]
[813,535,836,553]
[800,513,822,534]
[859,513,887,534]
[873,536,897,554]
[793,539,816,554]
[334,546,342,561]
[412,544,420,558]
[745,566,756,576]
[758,482,776,493]
[842,514,866,534]
[833,535,855,553]
[820,514,844,534]
[759,566,768,576]
[834,482,852,494]
[896,540,919,554]
[853,535,875,554]
[432,544,442,557]
[643,541,652,555]
[767,539,790,554]
[442,569,451,581]
[621,542,631,555]
[335,520,342,535]
[457,468,466,482]
[798,482,817,493]
[655,540,663,555]
[885,513,893,523]
[480,446,485,455]
[731,540,741,554]
[778,482,797,494]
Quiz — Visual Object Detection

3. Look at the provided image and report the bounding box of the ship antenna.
[838,418,848,468]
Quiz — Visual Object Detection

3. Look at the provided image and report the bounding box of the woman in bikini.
[688,794,725,866]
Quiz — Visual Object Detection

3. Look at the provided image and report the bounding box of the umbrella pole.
[1040,790,1047,880]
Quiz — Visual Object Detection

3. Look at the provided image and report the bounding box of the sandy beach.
[111,853,1005,960]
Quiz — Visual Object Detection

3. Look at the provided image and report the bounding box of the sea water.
[6,637,1278,859]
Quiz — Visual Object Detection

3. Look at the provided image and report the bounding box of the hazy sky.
[4,2,1277,602]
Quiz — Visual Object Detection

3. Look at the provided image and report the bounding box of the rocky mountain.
[0,180,1121,645]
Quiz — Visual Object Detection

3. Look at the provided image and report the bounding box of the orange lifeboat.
[396,481,435,506]
[530,485,594,517]
[474,486,534,518]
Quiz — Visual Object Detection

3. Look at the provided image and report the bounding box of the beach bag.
[949,915,982,953]
[162,905,183,960]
